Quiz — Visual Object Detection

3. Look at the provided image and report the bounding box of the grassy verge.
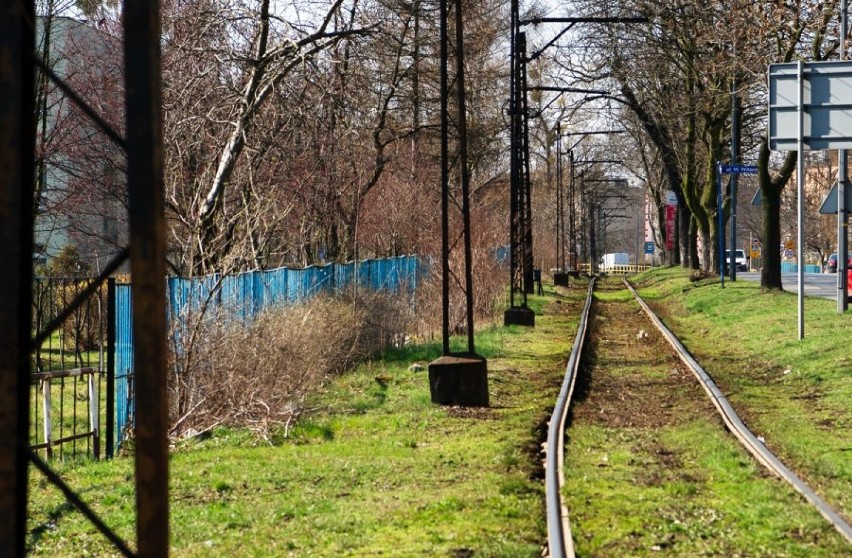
[632,267,851,521]
[26,270,850,556]
[27,282,589,557]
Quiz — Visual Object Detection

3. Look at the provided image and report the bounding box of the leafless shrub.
[411,251,508,340]
[168,290,412,441]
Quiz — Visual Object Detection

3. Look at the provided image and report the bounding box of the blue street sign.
[644,241,655,255]
[720,164,758,174]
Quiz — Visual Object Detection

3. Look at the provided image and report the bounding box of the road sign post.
[769,59,852,334]
[717,163,725,287]
[718,163,757,285]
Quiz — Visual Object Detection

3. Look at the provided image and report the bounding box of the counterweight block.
[428,354,489,407]
[553,272,570,286]
[504,306,535,327]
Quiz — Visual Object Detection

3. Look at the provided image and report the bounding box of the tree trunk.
[699,226,712,273]
[688,215,700,269]
[761,186,783,290]
[677,192,690,267]
[757,138,796,290]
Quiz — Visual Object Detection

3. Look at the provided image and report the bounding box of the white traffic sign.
[769,60,852,151]
[818,181,852,214]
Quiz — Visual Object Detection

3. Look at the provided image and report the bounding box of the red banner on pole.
[665,205,676,250]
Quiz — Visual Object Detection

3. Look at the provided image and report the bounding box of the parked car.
[827,253,852,273]
[724,249,748,272]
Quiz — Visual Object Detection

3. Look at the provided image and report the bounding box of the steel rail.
[624,278,852,545]
[545,278,595,557]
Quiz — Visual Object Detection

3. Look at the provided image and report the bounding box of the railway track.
[544,277,852,557]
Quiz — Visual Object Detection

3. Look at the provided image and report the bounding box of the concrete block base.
[428,354,489,407]
[504,306,535,327]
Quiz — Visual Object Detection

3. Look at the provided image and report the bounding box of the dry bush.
[59,280,107,352]
[168,290,412,441]
[31,279,107,354]
[411,250,508,340]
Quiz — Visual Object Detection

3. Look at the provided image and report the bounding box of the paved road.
[736,271,849,301]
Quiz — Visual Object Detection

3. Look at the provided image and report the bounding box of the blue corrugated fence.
[780,262,822,274]
[114,283,134,449]
[113,255,421,448]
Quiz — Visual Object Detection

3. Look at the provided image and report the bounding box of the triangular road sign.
[819,181,852,214]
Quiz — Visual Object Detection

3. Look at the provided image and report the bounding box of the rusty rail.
[625,277,852,545]
[544,278,594,557]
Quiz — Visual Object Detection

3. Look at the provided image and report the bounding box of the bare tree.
[161,0,371,274]
[34,2,127,271]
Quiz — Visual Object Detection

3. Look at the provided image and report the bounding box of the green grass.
[33,329,105,372]
[27,285,588,556]
[566,422,842,557]
[24,271,851,556]
[633,267,851,520]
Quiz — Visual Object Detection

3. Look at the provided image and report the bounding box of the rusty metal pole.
[520,34,534,295]
[439,0,450,355]
[0,2,35,555]
[124,1,170,555]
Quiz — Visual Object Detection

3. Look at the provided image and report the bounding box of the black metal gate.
[30,277,111,460]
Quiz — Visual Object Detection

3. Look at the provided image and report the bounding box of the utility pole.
[838,0,849,312]
[554,122,569,286]
[504,0,534,326]
[428,0,488,407]
[505,12,645,322]
[729,62,741,281]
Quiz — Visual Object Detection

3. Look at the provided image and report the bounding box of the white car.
[725,249,748,272]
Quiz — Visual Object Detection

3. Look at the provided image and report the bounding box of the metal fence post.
[88,372,100,459]
[0,2,35,555]
[124,0,170,554]
[42,380,52,458]
[106,277,115,459]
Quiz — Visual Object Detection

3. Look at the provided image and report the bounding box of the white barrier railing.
[576,264,653,275]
